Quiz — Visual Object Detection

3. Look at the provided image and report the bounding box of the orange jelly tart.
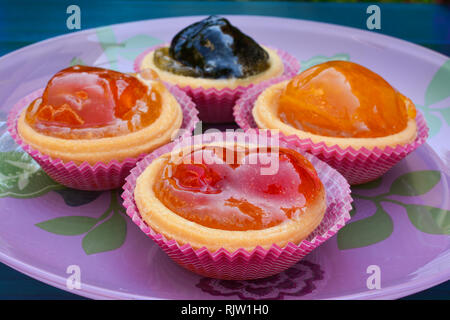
[252,61,418,149]
[17,66,183,165]
[134,143,326,252]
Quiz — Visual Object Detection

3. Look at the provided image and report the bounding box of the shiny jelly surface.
[277,61,416,138]
[25,65,162,139]
[154,146,323,231]
[153,15,270,79]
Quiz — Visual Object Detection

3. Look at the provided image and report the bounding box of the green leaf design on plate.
[337,204,393,250]
[0,151,63,198]
[119,34,162,61]
[404,204,450,235]
[96,27,162,70]
[389,170,441,196]
[425,59,450,107]
[420,108,442,138]
[35,190,127,255]
[36,216,98,235]
[349,169,448,246]
[82,209,127,255]
[352,177,383,190]
[96,27,120,70]
[300,53,350,72]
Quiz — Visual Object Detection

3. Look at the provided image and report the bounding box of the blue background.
[0,0,448,299]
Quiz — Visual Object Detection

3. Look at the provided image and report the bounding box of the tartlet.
[122,131,353,280]
[134,143,326,252]
[140,45,284,91]
[18,66,183,165]
[235,61,429,185]
[135,16,299,123]
[9,66,199,190]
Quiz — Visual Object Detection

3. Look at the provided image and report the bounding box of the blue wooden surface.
[0,0,448,300]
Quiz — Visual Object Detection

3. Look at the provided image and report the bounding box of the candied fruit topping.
[277,61,416,138]
[25,65,162,139]
[154,146,323,231]
[153,15,270,79]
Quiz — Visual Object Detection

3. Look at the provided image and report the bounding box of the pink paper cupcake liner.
[134,44,300,123]
[121,131,352,280]
[7,84,199,191]
[234,79,429,185]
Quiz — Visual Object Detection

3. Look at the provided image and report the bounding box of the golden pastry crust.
[134,143,327,253]
[252,81,418,150]
[17,76,183,165]
[141,46,284,90]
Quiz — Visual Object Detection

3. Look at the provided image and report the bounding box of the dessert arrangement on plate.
[6,15,428,280]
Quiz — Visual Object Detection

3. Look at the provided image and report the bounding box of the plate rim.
[1,248,449,300]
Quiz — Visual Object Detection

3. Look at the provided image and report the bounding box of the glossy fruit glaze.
[153,15,270,79]
[25,65,162,139]
[277,61,416,138]
[154,145,323,231]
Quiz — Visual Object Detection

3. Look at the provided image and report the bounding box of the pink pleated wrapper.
[233,78,429,185]
[121,131,352,280]
[134,44,300,123]
[7,85,199,191]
